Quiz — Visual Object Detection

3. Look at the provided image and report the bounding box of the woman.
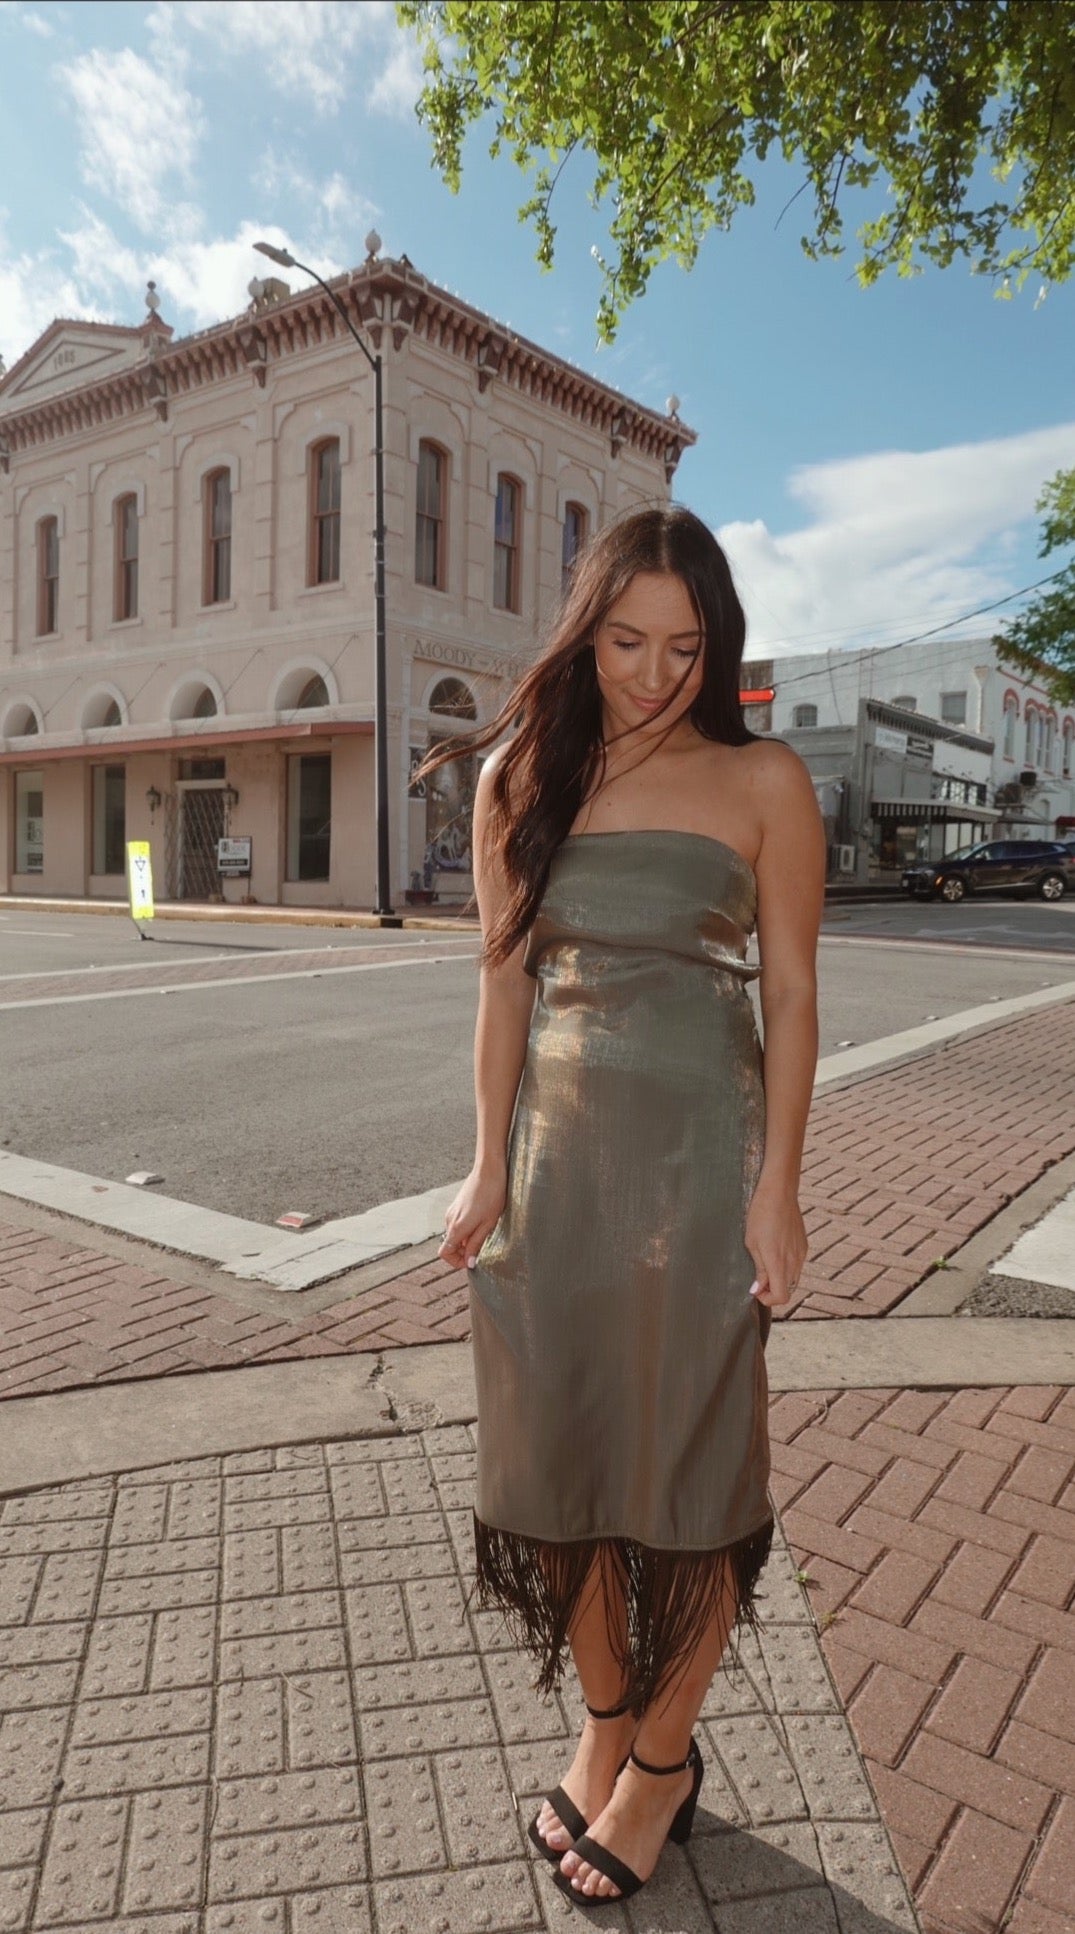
[427,504,824,1908]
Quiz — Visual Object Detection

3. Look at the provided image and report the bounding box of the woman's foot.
[533,1708,636,1854]
[556,1753,696,1898]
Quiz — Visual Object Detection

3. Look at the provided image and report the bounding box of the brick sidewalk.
[0,1429,919,1933]
[771,1385,1075,1934]
[3,1004,1075,1402]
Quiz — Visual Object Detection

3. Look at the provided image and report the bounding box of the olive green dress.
[466,828,773,1716]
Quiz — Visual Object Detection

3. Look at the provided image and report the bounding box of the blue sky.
[1,0,1072,659]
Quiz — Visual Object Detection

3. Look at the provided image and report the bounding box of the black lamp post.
[254,238,396,922]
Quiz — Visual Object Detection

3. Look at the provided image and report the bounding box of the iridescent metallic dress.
[466,828,773,1716]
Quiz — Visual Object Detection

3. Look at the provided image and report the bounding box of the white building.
[756,636,1075,878]
[0,253,694,911]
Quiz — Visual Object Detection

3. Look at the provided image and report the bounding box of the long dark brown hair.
[412,503,758,967]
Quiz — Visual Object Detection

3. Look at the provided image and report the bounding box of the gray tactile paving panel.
[0,1430,919,1930]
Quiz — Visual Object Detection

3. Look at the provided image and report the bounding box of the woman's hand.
[744,1177,808,1308]
[438,1162,508,1271]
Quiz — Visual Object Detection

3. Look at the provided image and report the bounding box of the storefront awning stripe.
[0,720,374,765]
[870,800,997,822]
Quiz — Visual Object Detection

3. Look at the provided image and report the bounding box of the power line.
[756,563,1070,696]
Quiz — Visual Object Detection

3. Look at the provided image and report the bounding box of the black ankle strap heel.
[628,1735,704,1845]
[550,1735,706,1905]
[527,1698,636,1866]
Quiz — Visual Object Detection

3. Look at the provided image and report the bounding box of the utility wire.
[753,562,1071,696]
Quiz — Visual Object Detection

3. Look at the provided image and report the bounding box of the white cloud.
[367,32,425,119]
[719,424,1075,658]
[0,225,106,369]
[155,0,421,115]
[19,8,54,36]
[255,151,380,259]
[57,211,310,331]
[60,45,204,232]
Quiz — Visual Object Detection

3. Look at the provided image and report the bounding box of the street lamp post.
[254,238,396,922]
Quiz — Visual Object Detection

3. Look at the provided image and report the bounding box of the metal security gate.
[161,784,233,900]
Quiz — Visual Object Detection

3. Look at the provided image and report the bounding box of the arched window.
[1003,696,1018,759]
[1063,720,1074,780]
[562,502,588,591]
[792,703,818,728]
[892,695,917,712]
[416,441,446,589]
[36,516,59,636]
[114,494,139,620]
[1045,714,1057,772]
[101,700,122,727]
[493,474,521,612]
[297,675,330,709]
[309,438,341,585]
[193,687,217,719]
[429,676,477,721]
[203,468,232,604]
[1025,706,1037,766]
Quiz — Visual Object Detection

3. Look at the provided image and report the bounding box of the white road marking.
[0,937,477,987]
[0,948,480,1011]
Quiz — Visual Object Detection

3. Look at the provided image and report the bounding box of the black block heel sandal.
[527,1698,634,1865]
[549,1734,704,1907]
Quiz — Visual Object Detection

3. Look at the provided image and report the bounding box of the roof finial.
[145,279,161,316]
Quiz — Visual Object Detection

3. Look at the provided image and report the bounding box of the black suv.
[901,839,1075,903]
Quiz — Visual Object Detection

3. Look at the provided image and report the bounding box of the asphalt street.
[2,899,1073,1227]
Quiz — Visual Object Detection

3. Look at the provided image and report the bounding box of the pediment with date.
[0,321,149,415]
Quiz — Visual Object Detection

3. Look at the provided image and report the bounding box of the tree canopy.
[995,470,1075,705]
[399,0,1075,342]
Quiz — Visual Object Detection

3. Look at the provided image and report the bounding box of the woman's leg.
[533,1546,637,1852]
[557,1562,740,1897]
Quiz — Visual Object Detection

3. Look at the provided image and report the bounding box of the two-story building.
[0,249,694,910]
[752,636,1075,879]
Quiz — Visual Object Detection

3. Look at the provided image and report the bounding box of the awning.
[0,719,374,766]
[870,800,998,824]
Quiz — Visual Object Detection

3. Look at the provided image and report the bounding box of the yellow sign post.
[127,840,155,934]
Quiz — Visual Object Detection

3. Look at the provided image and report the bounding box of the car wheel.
[1039,872,1066,901]
[940,876,966,903]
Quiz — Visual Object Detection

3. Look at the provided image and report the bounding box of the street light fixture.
[254,238,396,922]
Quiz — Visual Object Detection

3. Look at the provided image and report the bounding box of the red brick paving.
[772,1384,1075,1934]
[0,1226,471,1399]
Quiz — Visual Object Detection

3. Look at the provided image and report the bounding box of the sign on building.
[217,837,252,877]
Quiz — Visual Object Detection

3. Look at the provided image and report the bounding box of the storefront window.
[15,770,44,873]
[92,765,126,874]
[424,741,476,871]
[286,753,331,881]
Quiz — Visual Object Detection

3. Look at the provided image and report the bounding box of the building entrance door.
[176,784,227,900]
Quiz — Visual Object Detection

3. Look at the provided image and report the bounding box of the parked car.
[901,839,1075,903]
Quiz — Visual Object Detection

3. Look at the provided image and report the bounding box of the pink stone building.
[0,253,694,911]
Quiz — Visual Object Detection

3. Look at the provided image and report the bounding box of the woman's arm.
[747,740,827,1306]
[438,746,536,1271]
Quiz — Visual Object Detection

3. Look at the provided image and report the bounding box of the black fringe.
[465,1512,774,1719]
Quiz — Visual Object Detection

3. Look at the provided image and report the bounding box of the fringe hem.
[466,1511,774,1719]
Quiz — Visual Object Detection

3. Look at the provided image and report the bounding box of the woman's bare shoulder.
[736,734,816,803]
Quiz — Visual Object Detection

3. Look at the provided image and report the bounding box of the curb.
[0,893,480,933]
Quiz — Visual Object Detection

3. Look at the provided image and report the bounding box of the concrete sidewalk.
[2,997,1075,1931]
